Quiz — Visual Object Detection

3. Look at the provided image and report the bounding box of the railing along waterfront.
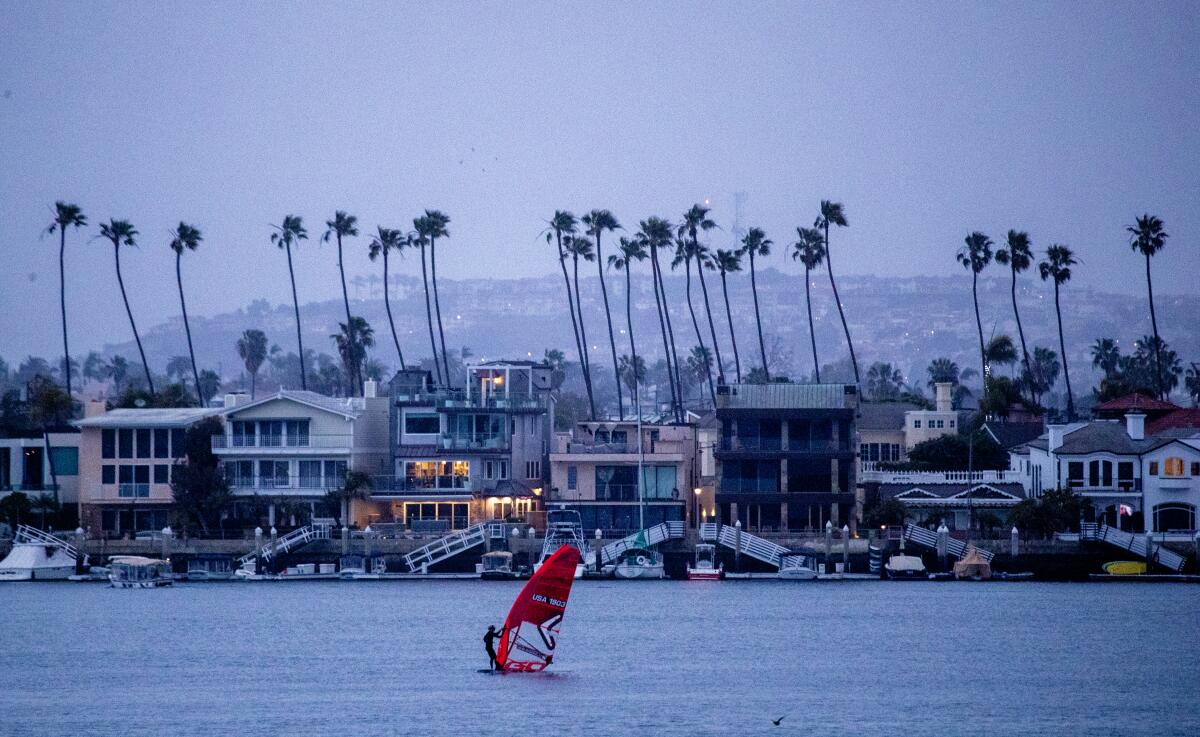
[859,465,1015,484]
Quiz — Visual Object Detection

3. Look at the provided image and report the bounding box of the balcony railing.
[370,475,473,495]
[716,479,781,494]
[0,484,61,494]
[557,440,688,455]
[440,434,510,451]
[228,479,340,495]
[212,434,353,450]
[861,466,1018,484]
[719,437,842,453]
[437,390,543,412]
[117,483,150,498]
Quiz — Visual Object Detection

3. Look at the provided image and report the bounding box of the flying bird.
[771,716,786,726]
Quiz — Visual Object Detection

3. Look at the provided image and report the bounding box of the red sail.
[495,545,582,672]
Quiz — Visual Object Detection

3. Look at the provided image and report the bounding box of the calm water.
[1,581,1197,737]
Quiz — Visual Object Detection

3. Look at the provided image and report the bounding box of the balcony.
[860,466,1018,484]
[439,434,510,451]
[717,437,844,454]
[118,483,150,498]
[717,479,781,494]
[437,389,544,413]
[369,475,474,497]
[1066,478,1141,493]
[212,434,353,451]
[228,478,340,496]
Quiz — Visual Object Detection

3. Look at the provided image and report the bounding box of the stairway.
[15,525,78,560]
[700,522,791,568]
[238,524,329,568]
[1083,524,1187,572]
[592,521,685,566]
[903,524,995,562]
[403,523,487,573]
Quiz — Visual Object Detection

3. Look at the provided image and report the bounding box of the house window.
[118,429,133,458]
[259,460,290,488]
[324,460,349,486]
[49,447,78,476]
[153,465,169,484]
[154,429,170,458]
[567,465,577,490]
[526,461,541,479]
[136,429,151,459]
[102,465,115,484]
[171,429,186,458]
[102,429,116,459]
[891,444,902,462]
[226,460,253,487]
[405,412,440,435]
[949,420,956,428]
[1192,462,1200,477]
[1088,460,1113,488]
[1067,461,1084,486]
[1148,461,1159,476]
[1163,458,1185,477]
[1117,461,1135,491]
[232,421,255,447]
[913,420,921,429]
[484,460,509,481]
[299,460,323,488]
[285,420,310,447]
[1153,503,1195,533]
[259,421,283,447]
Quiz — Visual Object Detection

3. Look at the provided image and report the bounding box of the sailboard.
[495,544,582,672]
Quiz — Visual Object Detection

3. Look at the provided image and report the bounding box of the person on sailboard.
[483,624,505,671]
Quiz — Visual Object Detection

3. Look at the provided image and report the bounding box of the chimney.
[363,379,378,398]
[1126,411,1145,441]
[935,382,952,413]
[84,400,106,418]
[1048,424,1065,452]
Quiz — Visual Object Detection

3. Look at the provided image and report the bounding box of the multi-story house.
[0,429,81,515]
[548,420,694,534]
[714,382,858,532]
[211,386,390,528]
[857,383,961,477]
[361,361,555,531]
[76,402,223,536]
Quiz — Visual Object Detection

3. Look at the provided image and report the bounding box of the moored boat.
[186,555,233,581]
[108,556,173,588]
[686,543,723,580]
[613,548,664,580]
[884,554,927,580]
[480,550,520,580]
[777,553,818,580]
[0,525,79,581]
[534,509,587,579]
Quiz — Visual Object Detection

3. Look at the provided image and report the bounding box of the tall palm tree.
[712,249,743,382]
[1039,244,1078,420]
[270,215,309,390]
[609,236,647,418]
[417,210,452,385]
[546,211,592,416]
[168,222,205,406]
[1090,338,1120,379]
[45,202,86,402]
[672,236,714,406]
[640,218,683,421]
[680,204,725,385]
[237,329,268,399]
[332,317,375,394]
[583,209,624,419]
[1127,214,1169,399]
[994,230,1035,401]
[323,211,360,390]
[791,227,826,383]
[99,219,154,394]
[368,226,407,371]
[926,357,960,390]
[740,227,773,381]
[956,231,994,385]
[566,234,599,417]
[411,216,441,385]
[816,200,857,384]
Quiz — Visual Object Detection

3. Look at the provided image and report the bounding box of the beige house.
[903,382,959,448]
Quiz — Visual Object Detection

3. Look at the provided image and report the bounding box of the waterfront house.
[857,382,962,477]
[0,428,81,515]
[862,467,1027,531]
[211,385,390,529]
[358,361,555,531]
[548,419,695,535]
[714,382,858,532]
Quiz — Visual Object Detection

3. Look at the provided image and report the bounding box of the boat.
[338,555,367,579]
[108,556,173,588]
[1103,560,1147,576]
[953,548,993,580]
[480,550,519,580]
[0,525,79,581]
[534,509,587,579]
[613,548,665,580]
[186,555,233,581]
[883,554,927,580]
[777,553,819,580]
[495,545,582,672]
[687,543,723,580]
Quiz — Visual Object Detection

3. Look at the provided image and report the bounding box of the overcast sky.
[1,1,1197,358]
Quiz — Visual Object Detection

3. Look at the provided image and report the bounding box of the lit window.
[1163,458,1185,477]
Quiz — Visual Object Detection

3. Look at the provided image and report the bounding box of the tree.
[1007,488,1087,538]
[903,432,1009,472]
[672,235,715,405]
[544,211,593,417]
[791,227,826,383]
[197,370,221,402]
[815,200,857,384]
[927,358,960,390]
[994,230,1035,400]
[0,491,32,529]
[237,329,269,399]
[639,218,683,422]
[329,470,372,525]
[1039,244,1077,420]
[740,227,773,381]
[270,215,309,390]
[609,235,647,420]
[1185,364,1200,408]
[368,226,408,371]
[170,417,232,536]
[168,222,206,406]
[680,204,725,386]
[685,346,714,404]
[414,210,452,386]
[99,219,154,394]
[985,335,1018,374]
[956,231,994,386]
[865,362,904,401]
[712,248,744,382]
[28,375,72,506]
[1090,338,1121,379]
[323,211,361,390]
[618,354,646,399]
[566,233,599,415]
[862,498,909,529]
[583,209,624,419]
[332,317,375,395]
[45,202,86,402]
[1127,214,1169,399]
[411,215,442,385]
[1024,346,1060,407]
[82,351,107,385]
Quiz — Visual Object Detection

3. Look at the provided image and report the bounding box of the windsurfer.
[484,624,505,671]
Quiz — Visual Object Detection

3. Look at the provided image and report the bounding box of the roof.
[1026,421,1176,456]
[858,402,920,431]
[879,481,1027,502]
[1094,394,1179,413]
[225,390,363,419]
[75,407,222,429]
[718,383,853,410]
[492,479,538,497]
[1147,409,1200,436]
[982,421,1044,450]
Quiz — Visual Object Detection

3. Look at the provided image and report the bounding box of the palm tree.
[168,222,205,405]
[566,234,599,416]
[417,210,452,386]
[1090,338,1120,379]
[28,376,71,506]
[1127,214,1169,399]
[546,211,592,416]
[334,470,372,526]
[927,357,960,390]
[45,202,86,401]
[791,227,826,383]
[866,362,904,401]
[99,219,154,394]
[609,236,647,419]
[270,215,309,390]
[672,236,714,406]
[82,351,107,385]
[332,317,375,394]
[640,218,683,421]
[368,227,407,371]
[740,227,773,380]
[583,209,624,419]
[816,200,857,384]
[680,204,725,385]
[1184,364,1199,408]
[411,216,441,385]
[956,231,994,384]
[994,230,1035,400]
[237,329,268,399]
[1039,244,1078,420]
[712,249,744,382]
[1028,346,1060,406]
[617,354,646,400]
[323,211,360,390]
[685,346,714,403]
[985,335,1018,374]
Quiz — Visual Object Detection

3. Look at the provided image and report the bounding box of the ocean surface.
[1,580,1197,737]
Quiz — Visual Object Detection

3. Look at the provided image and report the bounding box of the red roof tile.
[1094,393,1180,412]
[1148,409,1200,436]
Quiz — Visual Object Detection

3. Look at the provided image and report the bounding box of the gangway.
[14,525,79,560]
[1082,524,1186,572]
[903,524,995,562]
[238,524,329,568]
[403,523,487,573]
[699,522,790,568]
[590,521,685,566]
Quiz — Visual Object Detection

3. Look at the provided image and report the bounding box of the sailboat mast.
[636,372,645,532]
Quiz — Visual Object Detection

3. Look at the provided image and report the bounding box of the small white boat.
[0,526,78,581]
[186,555,233,581]
[687,543,723,581]
[479,550,520,580]
[777,554,819,580]
[613,548,665,580]
[884,554,928,580]
[534,509,587,579]
[108,556,173,588]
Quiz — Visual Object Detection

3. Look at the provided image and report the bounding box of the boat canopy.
[886,555,926,572]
